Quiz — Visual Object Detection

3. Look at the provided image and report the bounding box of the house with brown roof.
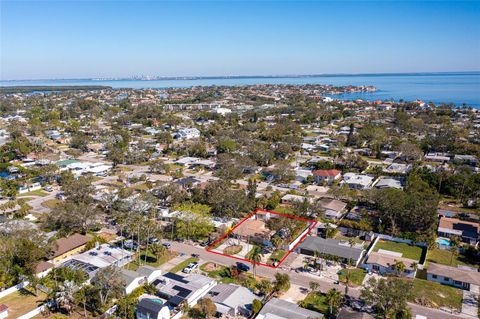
[427,263,480,291]
[313,169,342,185]
[318,198,347,220]
[437,217,479,245]
[233,218,272,244]
[51,233,91,263]
[364,252,418,278]
[35,260,54,277]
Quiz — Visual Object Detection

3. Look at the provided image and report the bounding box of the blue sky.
[1,1,479,80]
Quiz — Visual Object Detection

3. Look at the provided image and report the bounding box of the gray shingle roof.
[208,284,256,312]
[428,263,480,286]
[259,298,324,319]
[297,237,364,260]
[136,298,165,318]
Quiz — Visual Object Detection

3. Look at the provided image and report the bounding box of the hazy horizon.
[1,70,480,83]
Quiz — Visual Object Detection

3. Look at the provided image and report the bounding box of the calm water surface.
[2,72,479,108]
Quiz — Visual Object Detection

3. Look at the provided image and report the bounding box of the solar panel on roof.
[172,285,192,298]
[168,295,186,307]
[163,272,188,283]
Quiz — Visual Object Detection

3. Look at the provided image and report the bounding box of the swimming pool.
[436,238,451,246]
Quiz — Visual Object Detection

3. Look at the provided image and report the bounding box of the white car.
[182,262,199,273]
[149,238,159,244]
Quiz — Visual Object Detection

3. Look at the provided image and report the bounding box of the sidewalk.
[159,254,190,272]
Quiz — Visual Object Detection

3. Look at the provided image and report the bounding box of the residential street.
[167,241,466,319]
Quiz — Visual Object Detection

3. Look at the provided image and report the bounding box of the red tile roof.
[313,169,341,177]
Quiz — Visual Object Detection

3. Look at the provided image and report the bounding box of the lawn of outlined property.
[206,209,316,268]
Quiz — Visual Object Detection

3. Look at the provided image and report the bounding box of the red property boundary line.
[206,208,317,269]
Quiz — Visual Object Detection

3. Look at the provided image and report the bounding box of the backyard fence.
[0,281,30,299]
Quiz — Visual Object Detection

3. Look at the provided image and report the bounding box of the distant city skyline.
[2,71,480,82]
[1,1,479,80]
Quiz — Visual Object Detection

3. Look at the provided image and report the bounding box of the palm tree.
[309,281,320,293]
[150,243,166,262]
[347,238,356,261]
[55,280,78,314]
[249,246,263,278]
[27,274,40,296]
[344,238,356,296]
[343,270,351,296]
[271,235,282,249]
[273,273,290,295]
[74,287,88,319]
[392,261,406,276]
[303,257,310,270]
[325,288,342,316]
[449,236,461,265]
[314,250,322,275]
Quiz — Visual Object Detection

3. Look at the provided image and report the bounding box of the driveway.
[165,240,465,319]
[212,239,252,259]
[159,254,190,272]
[462,289,479,317]
[282,284,309,302]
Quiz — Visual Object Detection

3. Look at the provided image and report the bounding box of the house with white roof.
[174,128,200,140]
[427,263,480,291]
[154,273,216,307]
[342,173,374,190]
[61,244,133,278]
[281,194,311,205]
[373,177,403,189]
[121,265,162,294]
[424,152,451,164]
[294,168,313,183]
[255,298,323,319]
[206,283,257,317]
[383,163,411,175]
[175,156,200,166]
[214,107,232,116]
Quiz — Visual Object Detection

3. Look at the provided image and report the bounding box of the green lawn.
[200,262,259,287]
[373,240,423,260]
[273,206,294,215]
[224,245,242,255]
[335,233,363,243]
[125,251,172,271]
[169,257,198,273]
[130,183,150,191]
[201,262,230,277]
[41,199,62,209]
[18,189,48,197]
[0,289,47,318]
[268,249,287,264]
[337,268,367,286]
[298,292,329,314]
[410,279,463,310]
[427,248,477,267]
[200,262,235,283]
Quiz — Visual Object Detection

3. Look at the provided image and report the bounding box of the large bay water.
[1,72,479,108]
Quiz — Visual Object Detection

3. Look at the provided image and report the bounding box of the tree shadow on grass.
[18,288,35,297]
